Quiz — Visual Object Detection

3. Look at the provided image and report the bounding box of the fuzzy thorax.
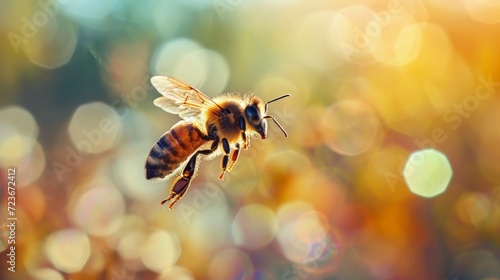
[206,96,247,145]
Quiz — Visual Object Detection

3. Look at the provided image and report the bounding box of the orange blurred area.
[1,0,500,279]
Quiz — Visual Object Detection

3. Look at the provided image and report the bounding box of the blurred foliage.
[1,0,500,279]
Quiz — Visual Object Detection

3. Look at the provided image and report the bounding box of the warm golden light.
[2,0,499,279]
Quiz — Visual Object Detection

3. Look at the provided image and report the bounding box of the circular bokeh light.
[151,38,230,96]
[231,204,277,249]
[68,102,122,155]
[322,100,379,156]
[0,106,38,166]
[45,228,91,273]
[72,186,125,236]
[140,230,181,272]
[403,149,453,198]
[208,249,253,280]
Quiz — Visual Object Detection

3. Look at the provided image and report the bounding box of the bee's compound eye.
[245,105,262,125]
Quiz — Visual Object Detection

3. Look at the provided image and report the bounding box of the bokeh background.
[1,0,500,279]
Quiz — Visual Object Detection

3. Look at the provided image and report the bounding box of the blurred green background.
[1,0,500,279]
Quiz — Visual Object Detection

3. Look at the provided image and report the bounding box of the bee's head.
[245,97,267,139]
[244,94,290,139]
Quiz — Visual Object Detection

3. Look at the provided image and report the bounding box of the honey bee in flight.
[145,76,290,209]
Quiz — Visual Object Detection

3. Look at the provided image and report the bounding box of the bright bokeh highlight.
[403,149,453,197]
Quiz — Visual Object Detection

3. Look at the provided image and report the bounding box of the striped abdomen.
[145,121,208,181]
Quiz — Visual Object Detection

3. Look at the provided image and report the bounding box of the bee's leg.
[239,116,249,150]
[161,153,199,209]
[227,143,240,171]
[162,141,219,209]
[243,137,249,149]
[218,138,230,180]
[162,176,191,210]
[242,133,249,150]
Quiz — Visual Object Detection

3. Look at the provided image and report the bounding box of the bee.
[145,76,290,209]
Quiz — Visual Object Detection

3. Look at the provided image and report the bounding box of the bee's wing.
[151,76,221,120]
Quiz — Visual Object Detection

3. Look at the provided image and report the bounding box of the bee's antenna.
[263,94,290,137]
[264,115,288,137]
[265,94,291,113]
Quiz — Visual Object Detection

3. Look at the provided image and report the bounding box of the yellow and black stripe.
[145,122,207,180]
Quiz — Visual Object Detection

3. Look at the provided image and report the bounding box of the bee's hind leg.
[162,141,218,209]
[161,176,191,210]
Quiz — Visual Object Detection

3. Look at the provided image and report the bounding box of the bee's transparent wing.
[151,76,221,120]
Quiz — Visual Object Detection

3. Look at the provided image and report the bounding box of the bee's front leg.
[227,143,240,171]
[239,116,249,149]
[162,141,218,209]
[218,138,230,180]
